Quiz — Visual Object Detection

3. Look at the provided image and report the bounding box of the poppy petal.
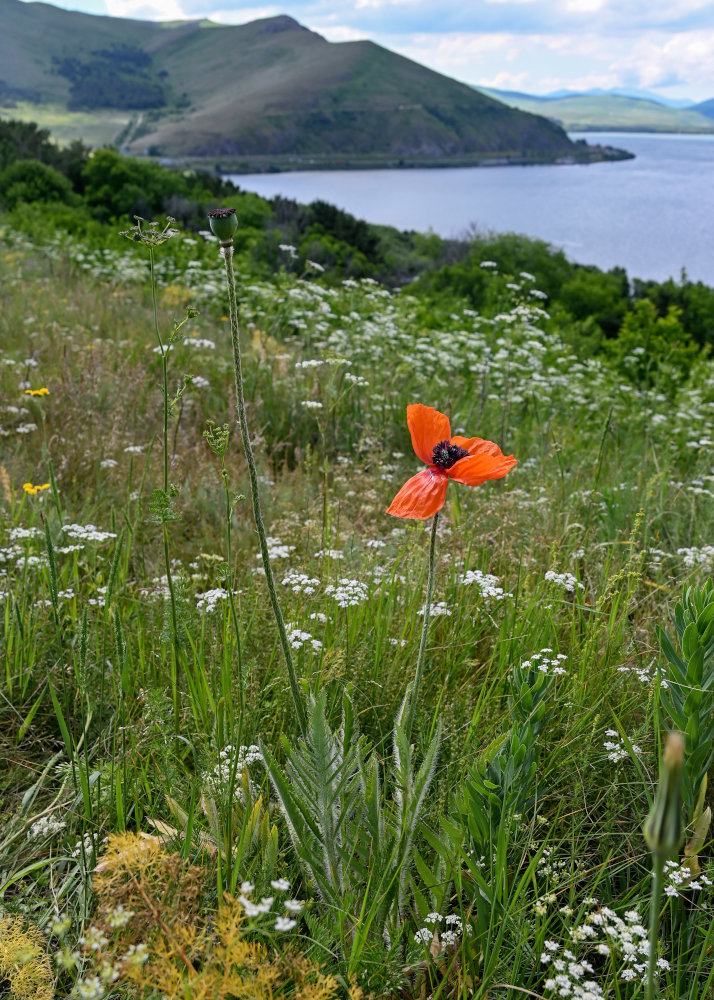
[407,404,451,465]
[450,435,504,458]
[387,469,449,519]
[447,452,517,487]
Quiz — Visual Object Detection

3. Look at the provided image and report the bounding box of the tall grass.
[0,217,713,998]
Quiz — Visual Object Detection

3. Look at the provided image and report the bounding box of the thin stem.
[646,854,664,1000]
[220,244,307,736]
[406,512,439,741]
[222,462,244,727]
[149,246,180,729]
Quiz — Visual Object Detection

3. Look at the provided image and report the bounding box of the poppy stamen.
[431,440,469,470]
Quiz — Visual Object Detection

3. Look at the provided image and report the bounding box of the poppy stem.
[407,511,439,741]
[220,244,308,737]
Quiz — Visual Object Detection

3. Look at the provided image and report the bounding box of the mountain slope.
[478,88,714,133]
[691,98,714,121]
[0,0,627,165]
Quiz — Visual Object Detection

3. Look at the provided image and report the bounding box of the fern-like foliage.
[261,687,441,961]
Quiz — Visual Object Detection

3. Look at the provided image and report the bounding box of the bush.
[0,160,77,210]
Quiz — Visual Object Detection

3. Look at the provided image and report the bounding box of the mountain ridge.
[0,0,630,167]
[478,86,714,133]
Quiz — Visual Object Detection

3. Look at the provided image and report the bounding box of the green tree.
[0,160,77,210]
[606,299,702,392]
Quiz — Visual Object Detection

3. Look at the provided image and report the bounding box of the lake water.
[227,133,714,284]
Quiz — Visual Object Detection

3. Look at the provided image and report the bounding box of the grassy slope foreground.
[0,0,623,166]
[480,88,714,133]
[2,209,714,998]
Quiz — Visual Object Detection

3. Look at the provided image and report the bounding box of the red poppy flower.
[387,404,517,519]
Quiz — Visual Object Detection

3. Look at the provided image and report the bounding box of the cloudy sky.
[26,0,714,101]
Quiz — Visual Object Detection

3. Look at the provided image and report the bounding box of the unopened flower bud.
[207,207,238,244]
[644,731,684,859]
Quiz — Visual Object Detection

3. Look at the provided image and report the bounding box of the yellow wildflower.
[22,483,50,496]
[23,387,49,397]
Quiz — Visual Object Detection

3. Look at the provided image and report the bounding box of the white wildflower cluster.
[281,571,320,595]
[459,568,512,600]
[536,849,579,884]
[62,524,117,543]
[287,628,323,652]
[191,375,210,388]
[545,570,584,593]
[73,975,105,999]
[123,444,144,454]
[80,926,109,952]
[182,337,215,350]
[35,588,75,609]
[264,537,295,560]
[365,539,386,549]
[414,913,470,950]
[677,545,714,570]
[325,578,369,607]
[521,648,568,676]
[540,903,667,997]
[418,601,451,617]
[344,372,369,387]
[301,400,323,410]
[603,730,642,764]
[88,585,108,608]
[123,943,150,969]
[208,744,263,789]
[17,553,47,570]
[100,459,118,469]
[9,526,42,540]
[27,815,67,840]
[236,879,303,932]
[72,833,97,860]
[315,548,343,559]
[617,660,663,687]
[106,905,135,929]
[195,588,229,613]
[663,859,713,898]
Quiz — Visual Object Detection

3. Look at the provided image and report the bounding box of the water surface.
[227,133,714,283]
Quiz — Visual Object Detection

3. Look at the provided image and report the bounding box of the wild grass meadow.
[2,203,714,1000]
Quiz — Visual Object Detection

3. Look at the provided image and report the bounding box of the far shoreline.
[170,142,634,177]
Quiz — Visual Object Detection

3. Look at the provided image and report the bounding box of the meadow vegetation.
[2,139,714,999]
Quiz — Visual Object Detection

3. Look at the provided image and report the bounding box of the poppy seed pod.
[644,730,684,860]
[207,207,238,244]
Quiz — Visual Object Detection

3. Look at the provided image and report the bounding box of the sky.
[23,0,714,102]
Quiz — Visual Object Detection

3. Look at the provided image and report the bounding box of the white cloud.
[103,0,186,17]
[610,30,714,89]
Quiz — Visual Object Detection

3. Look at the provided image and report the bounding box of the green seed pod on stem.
[207,207,238,245]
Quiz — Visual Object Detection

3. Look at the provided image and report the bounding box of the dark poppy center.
[431,439,469,470]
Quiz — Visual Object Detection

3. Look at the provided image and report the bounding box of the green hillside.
[692,97,714,120]
[479,88,714,133]
[0,0,628,166]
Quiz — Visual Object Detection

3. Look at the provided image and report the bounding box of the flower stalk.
[214,220,307,735]
[406,512,439,741]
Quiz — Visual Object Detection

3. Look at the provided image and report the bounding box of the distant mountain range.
[0,0,630,168]
[479,87,714,133]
